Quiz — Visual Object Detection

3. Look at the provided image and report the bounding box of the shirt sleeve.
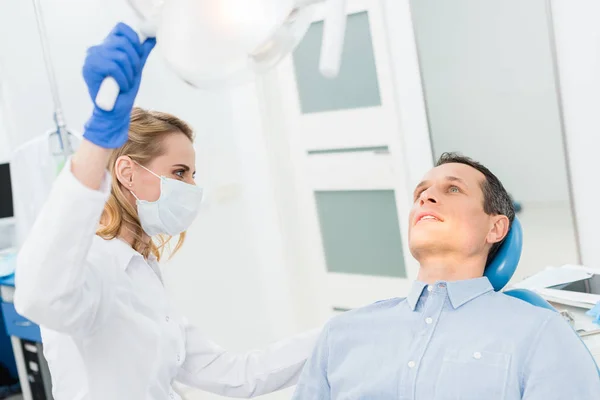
[175,321,321,398]
[522,312,600,399]
[291,322,332,400]
[14,161,112,336]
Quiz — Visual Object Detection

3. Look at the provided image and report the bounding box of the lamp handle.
[95,29,149,112]
[319,0,347,78]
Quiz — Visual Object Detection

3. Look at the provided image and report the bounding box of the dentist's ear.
[487,215,510,245]
[115,156,135,188]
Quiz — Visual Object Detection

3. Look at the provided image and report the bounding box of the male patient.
[293,153,600,399]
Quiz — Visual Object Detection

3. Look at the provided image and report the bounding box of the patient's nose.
[419,188,438,205]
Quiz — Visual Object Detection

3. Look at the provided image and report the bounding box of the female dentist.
[14,23,319,400]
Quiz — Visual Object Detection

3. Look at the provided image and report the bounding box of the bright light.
[158,0,315,88]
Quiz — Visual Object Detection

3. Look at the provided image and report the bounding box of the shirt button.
[425,317,433,324]
[427,285,433,292]
[408,361,416,368]
[473,352,482,360]
[177,354,181,363]
[165,316,170,322]
[170,394,174,399]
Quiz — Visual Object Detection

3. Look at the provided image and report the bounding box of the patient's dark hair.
[436,152,515,266]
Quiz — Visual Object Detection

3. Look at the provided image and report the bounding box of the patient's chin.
[409,231,454,259]
[410,224,446,242]
[410,239,437,256]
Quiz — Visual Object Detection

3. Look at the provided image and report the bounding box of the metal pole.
[31,0,72,155]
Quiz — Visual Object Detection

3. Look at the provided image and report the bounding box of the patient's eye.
[448,185,460,193]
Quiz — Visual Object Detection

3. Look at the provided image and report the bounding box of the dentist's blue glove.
[82,23,156,149]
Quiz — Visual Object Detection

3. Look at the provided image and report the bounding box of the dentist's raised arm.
[15,23,156,334]
[74,23,155,190]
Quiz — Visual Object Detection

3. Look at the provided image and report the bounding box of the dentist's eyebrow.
[173,164,190,171]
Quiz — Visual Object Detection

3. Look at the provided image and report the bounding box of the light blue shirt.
[292,277,600,399]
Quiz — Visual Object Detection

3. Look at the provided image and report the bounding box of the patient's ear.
[487,215,510,245]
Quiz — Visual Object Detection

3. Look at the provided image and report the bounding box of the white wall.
[410,0,570,204]
[0,102,9,162]
[0,57,13,162]
[550,0,600,268]
[0,1,323,399]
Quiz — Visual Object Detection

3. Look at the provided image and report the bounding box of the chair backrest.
[484,217,525,292]
[485,218,599,372]
[484,217,557,309]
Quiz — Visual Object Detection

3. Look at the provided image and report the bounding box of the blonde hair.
[97,107,195,261]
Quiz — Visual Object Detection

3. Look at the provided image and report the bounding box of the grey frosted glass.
[292,11,382,113]
[315,190,407,278]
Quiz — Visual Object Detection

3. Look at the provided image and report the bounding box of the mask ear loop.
[129,159,164,203]
[132,159,161,179]
[130,189,141,201]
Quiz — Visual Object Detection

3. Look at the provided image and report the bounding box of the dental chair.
[484,218,555,308]
[484,218,600,373]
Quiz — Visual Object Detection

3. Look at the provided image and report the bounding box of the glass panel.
[314,190,406,278]
[292,11,382,114]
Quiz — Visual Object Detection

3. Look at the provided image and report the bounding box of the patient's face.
[409,163,494,261]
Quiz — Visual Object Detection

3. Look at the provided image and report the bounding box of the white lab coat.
[10,131,80,247]
[14,162,319,400]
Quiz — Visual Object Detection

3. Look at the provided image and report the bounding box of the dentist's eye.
[174,170,185,179]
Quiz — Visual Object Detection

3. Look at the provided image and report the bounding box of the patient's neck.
[417,253,486,284]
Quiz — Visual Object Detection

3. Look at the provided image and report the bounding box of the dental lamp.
[96,0,348,111]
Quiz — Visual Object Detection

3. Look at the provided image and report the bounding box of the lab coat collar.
[407,277,493,311]
[93,236,144,271]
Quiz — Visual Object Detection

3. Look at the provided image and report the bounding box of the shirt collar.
[407,277,493,311]
[407,281,428,311]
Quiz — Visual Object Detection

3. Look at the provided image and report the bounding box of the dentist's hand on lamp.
[82,23,155,149]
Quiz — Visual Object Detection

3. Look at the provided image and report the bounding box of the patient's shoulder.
[487,291,556,324]
[346,297,405,314]
[494,291,554,312]
[328,298,406,327]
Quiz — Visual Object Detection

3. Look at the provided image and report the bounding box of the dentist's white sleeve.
[176,323,321,397]
[14,162,112,336]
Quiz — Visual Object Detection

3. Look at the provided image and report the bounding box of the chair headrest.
[484,218,523,291]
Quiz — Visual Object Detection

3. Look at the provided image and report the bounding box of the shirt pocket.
[434,348,510,400]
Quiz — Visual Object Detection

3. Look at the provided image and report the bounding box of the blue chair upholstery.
[485,218,525,292]
[484,217,599,372]
[484,217,556,310]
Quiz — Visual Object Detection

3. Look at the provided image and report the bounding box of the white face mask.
[129,162,204,236]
